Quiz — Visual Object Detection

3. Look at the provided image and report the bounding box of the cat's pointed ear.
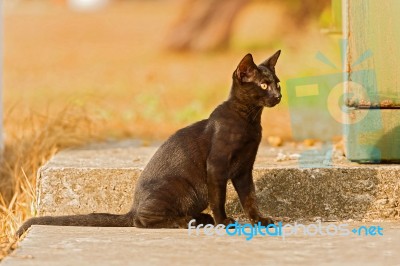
[236,53,258,83]
[260,50,281,69]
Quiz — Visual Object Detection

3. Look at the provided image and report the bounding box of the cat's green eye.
[260,83,268,90]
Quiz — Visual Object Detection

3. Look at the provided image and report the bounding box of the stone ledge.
[3,224,400,265]
[36,140,400,221]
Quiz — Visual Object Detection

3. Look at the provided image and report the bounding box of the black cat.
[17,51,282,236]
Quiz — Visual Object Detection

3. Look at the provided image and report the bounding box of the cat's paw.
[220,217,236,226]
[194,213,215,225]
[257,217,275,226]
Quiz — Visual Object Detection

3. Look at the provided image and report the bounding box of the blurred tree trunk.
[165,0,330,52]
[165,0,249,52]
[287,0,330,25]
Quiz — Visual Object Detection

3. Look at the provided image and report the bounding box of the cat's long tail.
[16,211,135,237]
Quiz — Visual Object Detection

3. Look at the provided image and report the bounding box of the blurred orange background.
[1,0,343,256]
[4,0,340,142]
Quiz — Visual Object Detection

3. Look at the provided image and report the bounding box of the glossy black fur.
[17,51,282,236]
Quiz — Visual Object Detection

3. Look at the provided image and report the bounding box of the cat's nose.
[275,95,282,100]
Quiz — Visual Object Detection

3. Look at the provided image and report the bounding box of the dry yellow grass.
[0,105,106,259]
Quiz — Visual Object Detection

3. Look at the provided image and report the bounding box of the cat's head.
[232,51,281,108]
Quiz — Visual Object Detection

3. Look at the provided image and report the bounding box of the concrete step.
[36,140,400,221]
[3,223,400,265]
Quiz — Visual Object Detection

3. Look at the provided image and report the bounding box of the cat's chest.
[211,119,261,171]
[211,113,262,152]
[220,127,261,167]
[226,133,260,149]
[227,129,261,172]
[225,123,261,144]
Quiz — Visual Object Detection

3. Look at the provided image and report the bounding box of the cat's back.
[141,119,212,178]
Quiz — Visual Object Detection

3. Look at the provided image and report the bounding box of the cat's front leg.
[231,172,274,226]
[206,161,235,226]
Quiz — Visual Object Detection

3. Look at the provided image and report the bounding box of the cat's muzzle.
[264,95,281,107]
